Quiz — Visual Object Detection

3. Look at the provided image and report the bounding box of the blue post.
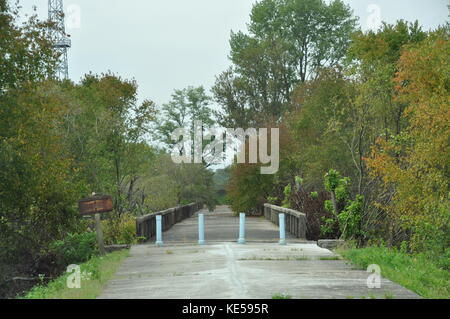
[155,215,163,247]
[279,213,286,245]
[198,214,205,245]
[238,213,246,244]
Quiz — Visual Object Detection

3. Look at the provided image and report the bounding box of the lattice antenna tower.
[48,0,71,79]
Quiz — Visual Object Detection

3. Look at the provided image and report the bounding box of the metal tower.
[48,0,71,79]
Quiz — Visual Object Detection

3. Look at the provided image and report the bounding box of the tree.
[325,21,428,198]
[0,3,78,287]
[63,73,156,215]
[337,21,430,246]
[226,120,295,214]
[227,163,275,214]
[153,86,214,151]
[213,0,357,127]
[138,153,217,212]
[288,67,355,189]
[250,0,357,82]
[366,27,449,254]
[0,80,85,283]
[0,2,58,92]
[346,20,426,140]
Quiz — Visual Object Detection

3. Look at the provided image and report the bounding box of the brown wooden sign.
[78,195,113,216]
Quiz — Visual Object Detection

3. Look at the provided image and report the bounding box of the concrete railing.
[264,204,307,239]
[136,203,202,241]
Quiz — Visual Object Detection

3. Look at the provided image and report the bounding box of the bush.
[282,184,292,208]
[49,232,98,269]
[102,214,139,245]
[338,195,364,240]
[291,190,338,240]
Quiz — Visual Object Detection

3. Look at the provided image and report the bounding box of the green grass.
[346,293,395,299]
[239,256,309,261]
[384,292,395,299]
[319,256,342,261]
[22,249,129,299]
[272,293,292,299]
[338,246,450,299]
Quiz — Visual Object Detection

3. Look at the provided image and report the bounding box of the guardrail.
[264,204,307,239]
[136,203,202,241]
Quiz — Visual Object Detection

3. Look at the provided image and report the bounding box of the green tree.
[366,27,450,254]
[0,81,85,282]
[339,21,429,244]
[63,73,156,215]
[0,3,80,287]
[213,0,357,127]
[139,153,217,211]
[346,20,426,140]
[0,1,58,91]
[153,86,214,151]
[288,67,355,189]
[227,163,275,214]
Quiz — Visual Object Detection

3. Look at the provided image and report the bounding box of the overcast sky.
[19,0,449,106]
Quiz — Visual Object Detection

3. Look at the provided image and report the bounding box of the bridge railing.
[264,204,307,239]
[136,203,202,241]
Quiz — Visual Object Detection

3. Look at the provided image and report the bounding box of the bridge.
[99,205,419,299]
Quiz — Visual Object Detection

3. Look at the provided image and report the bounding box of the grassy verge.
[22,249,129,299]
[272,293,292,299]
[338,246,450,299]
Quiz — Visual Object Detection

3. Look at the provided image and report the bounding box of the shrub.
[102,214,139,245]
[323,169,364,241]
[338,195,364,240]
[291,190,338,240]
[49,232,98,269]
[282,184,292,208]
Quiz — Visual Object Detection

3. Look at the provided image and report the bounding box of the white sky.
[18,0,449,106]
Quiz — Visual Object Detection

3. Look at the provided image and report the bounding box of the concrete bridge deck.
[160,205,303,243]
[99,206,420,299]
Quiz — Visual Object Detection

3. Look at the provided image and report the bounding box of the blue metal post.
[155,215,163,246]
[198,214,205,245]
[238,213,246,244]
[279,213,286,245]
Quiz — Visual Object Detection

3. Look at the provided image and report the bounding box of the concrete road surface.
[160,206,302,243]
[99,206,419,299]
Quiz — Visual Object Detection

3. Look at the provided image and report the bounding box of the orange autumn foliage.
[366,29,449,252]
